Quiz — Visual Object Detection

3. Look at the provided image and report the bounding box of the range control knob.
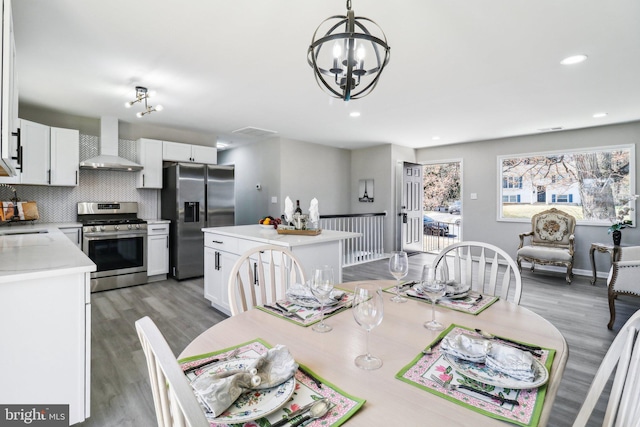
[99,225,105,232]
[91,226,97,232]
[135,224,141,229]
[128,224,133,230]
[114,225,119,231]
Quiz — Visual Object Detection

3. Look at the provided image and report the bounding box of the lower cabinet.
[60,225,82,248]
[147,223,169,279]
[204,246,237,315]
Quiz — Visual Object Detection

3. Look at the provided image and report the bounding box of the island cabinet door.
[204,246,236,316]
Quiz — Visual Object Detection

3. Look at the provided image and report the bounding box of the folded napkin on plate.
[286,282,345,302]
[440,333,535,382]
[190,345,298,417]
[440,333,490,363]
[486,343,535,382]
[445,281,470,296]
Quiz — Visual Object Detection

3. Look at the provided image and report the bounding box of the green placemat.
[395,324,555,427]
[179,338,365,427]
[257,289,354,327]
[383,285,498,315]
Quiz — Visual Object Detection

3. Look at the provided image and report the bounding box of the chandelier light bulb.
[136,111,143,118]
[124,101,133,108]
[155,105,164,112]
[333,42,342,59]
[356,44,366,61]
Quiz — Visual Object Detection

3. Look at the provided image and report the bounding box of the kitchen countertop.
[0,223,96,283]
[145,219,170,224]
[202,224,361,247]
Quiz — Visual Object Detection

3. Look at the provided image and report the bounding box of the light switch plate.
[470,193,478,200]
[271,196,278,204]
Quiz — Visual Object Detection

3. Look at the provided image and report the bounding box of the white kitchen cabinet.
[0,0,19,178]
[50,127,79,186]
[60,225,82,248]
[147,222,169,279]
[17,118,50,185]
[136,138,163,188]
[163,140,217,164]
[0,119,80,186]
[203,226,359,315]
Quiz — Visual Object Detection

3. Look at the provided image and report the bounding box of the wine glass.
[310,266,334,333]
[388,251,409,303]
[421,265,446,331]
[352,283,384,370]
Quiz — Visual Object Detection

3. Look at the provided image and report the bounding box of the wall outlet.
[271,196,278,204]
[470,193,478,200]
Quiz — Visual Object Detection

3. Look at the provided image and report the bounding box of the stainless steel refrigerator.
[161,163,235,280]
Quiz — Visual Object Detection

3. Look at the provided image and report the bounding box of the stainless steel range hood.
[79,116,143,171]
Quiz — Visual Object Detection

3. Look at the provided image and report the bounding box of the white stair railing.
[319,213,386,266]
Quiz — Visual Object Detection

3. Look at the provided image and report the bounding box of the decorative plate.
[442,354,549,389]
[192,358,296,424]
[444,281,471,299]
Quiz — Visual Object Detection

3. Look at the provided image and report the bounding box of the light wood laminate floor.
[79,254,638,427]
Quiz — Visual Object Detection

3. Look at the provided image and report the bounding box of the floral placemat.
[383,285,498,315]
[395,325,555,427]
[257,291,354,327]
[179,338,365,427]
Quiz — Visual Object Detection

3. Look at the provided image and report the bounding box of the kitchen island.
[0,224,95,425]
[202,224,360,315]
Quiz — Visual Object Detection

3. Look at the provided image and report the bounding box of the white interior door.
[401,162,423,253]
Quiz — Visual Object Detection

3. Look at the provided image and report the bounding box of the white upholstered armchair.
[516,208,576,283]
[607,246,640,330]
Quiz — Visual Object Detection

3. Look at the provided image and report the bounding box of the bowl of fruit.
[258,216,282,229]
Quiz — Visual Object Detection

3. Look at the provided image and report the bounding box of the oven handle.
[84,231,147,239]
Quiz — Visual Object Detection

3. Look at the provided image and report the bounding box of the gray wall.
[415,121,640,274]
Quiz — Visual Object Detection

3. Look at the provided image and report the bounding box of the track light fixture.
[308,0,390,101]
[125,86,163,117]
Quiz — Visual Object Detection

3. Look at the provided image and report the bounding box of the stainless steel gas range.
[78,202,147,292]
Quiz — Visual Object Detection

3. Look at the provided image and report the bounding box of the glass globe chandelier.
[308,0,390,101]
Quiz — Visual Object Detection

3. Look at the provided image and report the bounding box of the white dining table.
[180,280,568,426]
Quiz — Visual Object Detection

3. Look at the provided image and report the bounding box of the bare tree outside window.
[498,145,635,225]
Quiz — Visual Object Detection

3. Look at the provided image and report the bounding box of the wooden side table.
[589,242,622,285]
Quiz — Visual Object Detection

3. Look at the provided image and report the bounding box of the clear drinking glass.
[352,283,384,370]
[310,265,334,333]
[388,251,409,303]
[421,265,446,331]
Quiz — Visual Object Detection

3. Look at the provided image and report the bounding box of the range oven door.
[83,231,147,290]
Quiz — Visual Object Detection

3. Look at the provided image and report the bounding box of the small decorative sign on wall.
[359,179,374,202]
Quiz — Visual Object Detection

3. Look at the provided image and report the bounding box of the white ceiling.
[11,0,640,151]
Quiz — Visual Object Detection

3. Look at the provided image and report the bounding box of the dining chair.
[573,308,640,427]
[606,246,640,330]
[227,244,307,316]
[135,316,209,427]
[432,241,523,304]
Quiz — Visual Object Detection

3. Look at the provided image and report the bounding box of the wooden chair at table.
[135,316,209,427]
[227,244,307,316]
[606,246,640,330]
[573,308,640,427]
[432,241,523,305]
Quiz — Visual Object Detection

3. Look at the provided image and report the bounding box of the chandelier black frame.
[308,0,390,101]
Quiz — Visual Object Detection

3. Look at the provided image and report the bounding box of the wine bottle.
[294,200,302,215]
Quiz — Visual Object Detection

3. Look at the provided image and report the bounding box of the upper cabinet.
[0,0,19,177]
[136,138,163,189]
[50,127,79,186]
[163,140,217,164]
[0,119,80,186]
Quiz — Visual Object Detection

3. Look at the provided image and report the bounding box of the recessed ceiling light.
[537,127,564,132]
[432,136,441,141]
[560,54,588,65]
[350,112,361,117]
[593,112,608,118]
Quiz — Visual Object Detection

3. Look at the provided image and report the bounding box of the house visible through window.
[498,145,635,225]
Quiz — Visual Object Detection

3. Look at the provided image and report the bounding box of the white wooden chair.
[573,309,640,427]
[135,316,209,427]
[433,241,523,304]
[227,244,307,316]
[607,246,640,330]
